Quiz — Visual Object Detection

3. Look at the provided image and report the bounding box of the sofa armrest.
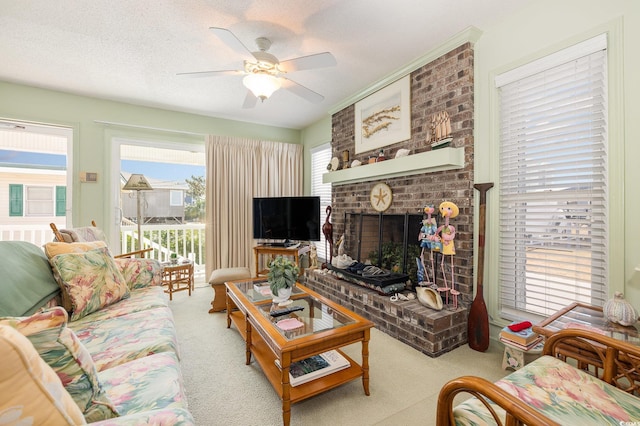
[115,258,163,290]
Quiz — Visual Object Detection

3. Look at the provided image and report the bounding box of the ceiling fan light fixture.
[243,73,281,101]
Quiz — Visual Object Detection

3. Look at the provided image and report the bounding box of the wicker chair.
[50,221,151,258]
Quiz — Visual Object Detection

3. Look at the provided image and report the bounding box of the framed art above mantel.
[354,75,411,154]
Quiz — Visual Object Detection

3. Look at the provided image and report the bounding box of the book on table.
[499,324,539,346]
[276,350,350,387]
[499,335,543,351]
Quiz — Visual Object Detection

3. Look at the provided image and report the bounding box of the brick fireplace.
[303,42,475,356]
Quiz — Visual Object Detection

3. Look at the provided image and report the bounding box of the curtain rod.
[94,120,206,137]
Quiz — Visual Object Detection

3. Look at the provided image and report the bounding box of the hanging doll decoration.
[437,201,459,308]
[417,205,440,287]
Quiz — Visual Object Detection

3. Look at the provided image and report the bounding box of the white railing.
[120,223,206,283]
[1,223,207,284]
[1,225,55,247]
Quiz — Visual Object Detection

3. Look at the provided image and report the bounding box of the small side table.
[162,261,193,301]
[501,339,544,371]
[253,244,310,277]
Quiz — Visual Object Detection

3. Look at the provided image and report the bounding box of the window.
[310,144,332,260]
[26,186,54,216]
[8,184,66,217]
[496,34,608,320]
[170,190,184,206]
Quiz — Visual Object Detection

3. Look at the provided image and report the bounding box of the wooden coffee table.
[225,278,374,426]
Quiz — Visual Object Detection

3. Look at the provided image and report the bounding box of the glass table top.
[232,280,356,340]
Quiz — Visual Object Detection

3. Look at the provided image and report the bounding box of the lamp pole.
[136,189,143,252]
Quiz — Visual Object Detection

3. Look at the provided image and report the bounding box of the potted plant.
[267,256,299,304]
[170,253,178,265]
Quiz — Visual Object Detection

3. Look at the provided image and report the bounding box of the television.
[252,196,321,245]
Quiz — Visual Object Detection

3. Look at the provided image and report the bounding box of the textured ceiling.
[0,0,533,129]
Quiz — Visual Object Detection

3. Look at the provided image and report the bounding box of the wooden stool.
[208,267,251,313]
[501,339,544,371]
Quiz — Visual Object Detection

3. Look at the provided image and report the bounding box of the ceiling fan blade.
[242,91,258,109]
[176,70,244,78]
[281,78,324,104]
[279,52,336,73]
[210,27,256,62]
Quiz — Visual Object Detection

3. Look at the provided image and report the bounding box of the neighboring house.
[1,165,66,226]
[121,172,188,224]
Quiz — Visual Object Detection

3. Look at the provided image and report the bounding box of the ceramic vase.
[272,286,293,305]
[603,292,638,326]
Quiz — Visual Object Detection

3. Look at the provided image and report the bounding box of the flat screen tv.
[252,196,321,244]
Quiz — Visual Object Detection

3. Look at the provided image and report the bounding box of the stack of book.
[276,350,350,387]
[499,323,542,351]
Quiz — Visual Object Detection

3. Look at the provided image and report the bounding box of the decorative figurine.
[437,201,459,308]
[322,206,334,266]
[430,111,453,149]
[309,245,318,269]
[418,205,440,287]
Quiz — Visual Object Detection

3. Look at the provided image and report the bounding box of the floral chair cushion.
[0,325,87,425]
[48,246,130,321]
[0,308,118,422]
[453,355,640,425]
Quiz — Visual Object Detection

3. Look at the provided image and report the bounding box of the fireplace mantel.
[322,147,464,185]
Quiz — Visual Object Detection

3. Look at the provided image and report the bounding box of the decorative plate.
[276,318,304,331]
[370,182,392,212]
[329,157,340,171]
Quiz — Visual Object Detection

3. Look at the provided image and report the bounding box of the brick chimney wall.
[328,42,475,305]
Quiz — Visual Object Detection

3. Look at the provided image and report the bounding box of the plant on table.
[267,256,300,302]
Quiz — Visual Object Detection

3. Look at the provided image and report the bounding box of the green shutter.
[9,184,23,216]
[55,186,66,216]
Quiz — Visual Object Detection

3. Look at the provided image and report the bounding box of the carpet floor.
[169,284,508,426]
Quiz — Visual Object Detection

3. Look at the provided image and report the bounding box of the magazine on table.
[275,350,350,387]
[499,335,543,351]
[499,324,539,346]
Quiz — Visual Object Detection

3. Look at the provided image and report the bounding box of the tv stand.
[266,240,298,248]
[253,244,311,277]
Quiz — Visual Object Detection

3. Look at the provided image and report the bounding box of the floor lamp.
[123,174,153,253]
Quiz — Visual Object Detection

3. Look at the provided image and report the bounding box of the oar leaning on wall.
[468,183,493,352]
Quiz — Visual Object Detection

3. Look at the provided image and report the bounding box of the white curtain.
[205,135,303,278]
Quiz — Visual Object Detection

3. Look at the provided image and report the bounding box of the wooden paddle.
[468,182,493,352]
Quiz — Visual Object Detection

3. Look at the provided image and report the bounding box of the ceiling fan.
[178,27,337,108]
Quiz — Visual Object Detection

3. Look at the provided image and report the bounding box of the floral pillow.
[44,240,110,312]
[0,307,118,422]
[48,246,130,321]
[0,325,87,425]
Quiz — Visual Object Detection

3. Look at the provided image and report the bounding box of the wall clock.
[370,182,392,212]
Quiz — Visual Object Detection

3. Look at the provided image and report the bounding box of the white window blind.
[26,185,54,216]
[310,144,332,260]
[497,34,608,320]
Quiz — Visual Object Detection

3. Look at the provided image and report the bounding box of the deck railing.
[1,223,207,283]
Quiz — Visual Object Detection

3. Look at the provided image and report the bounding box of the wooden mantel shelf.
[322,147,465,185]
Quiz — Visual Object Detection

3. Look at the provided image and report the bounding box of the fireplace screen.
[342,213,424,287]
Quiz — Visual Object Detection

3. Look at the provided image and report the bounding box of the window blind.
[310,144,332,261]
[497,35,608,320]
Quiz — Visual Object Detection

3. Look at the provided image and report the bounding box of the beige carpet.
[169,285,508,426]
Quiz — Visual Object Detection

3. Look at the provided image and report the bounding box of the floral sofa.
[0,240,194,425]
[436,328,640,425]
